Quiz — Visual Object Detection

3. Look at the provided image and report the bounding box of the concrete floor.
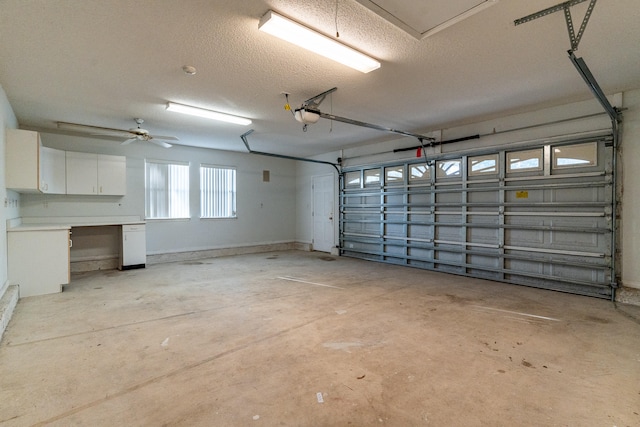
[1,251,639,426]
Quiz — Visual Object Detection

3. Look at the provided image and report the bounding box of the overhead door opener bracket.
[514,0,621,123]
[514,0,596,52]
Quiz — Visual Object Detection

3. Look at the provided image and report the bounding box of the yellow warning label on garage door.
[516,191,529,199]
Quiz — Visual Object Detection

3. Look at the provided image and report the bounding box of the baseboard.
[295,242,312,252]
[0,284,19,343]
[147,242,304,265]
[616,286,640,306]
[71,257,119,273]
[69,242,314,272]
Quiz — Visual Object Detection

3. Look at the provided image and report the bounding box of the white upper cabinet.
[66,151,96,194]
[6,129,42,192]
[6,129,66,194]
[98,154,127,195]
[66,152,126,195]
[40,146,67,194]
[6,129,126,196]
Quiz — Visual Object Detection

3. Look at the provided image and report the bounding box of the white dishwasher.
[119,224,146,270]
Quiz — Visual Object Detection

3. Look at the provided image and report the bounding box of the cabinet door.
[98,154,126,195]
[121,224,146,267]
[8,229,70,297]
[6,129,41,192]
[66,152,97,194]
[41,147,66,194]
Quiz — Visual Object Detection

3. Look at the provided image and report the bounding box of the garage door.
[340,135,615,298]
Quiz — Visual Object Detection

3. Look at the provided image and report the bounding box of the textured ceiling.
[1,0,639,157]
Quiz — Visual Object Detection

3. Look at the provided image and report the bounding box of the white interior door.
[312,174,335,252]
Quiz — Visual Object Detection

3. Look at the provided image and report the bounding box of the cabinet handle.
[69,239,73,248]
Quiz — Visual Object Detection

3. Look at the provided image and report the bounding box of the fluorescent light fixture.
[166,102,252,125]
[258,10,381,73]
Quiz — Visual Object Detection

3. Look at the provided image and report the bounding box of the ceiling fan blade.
[91,130,134,137]
[150,140,172,148]
[58,121,175,146]
[149,134,179,141]
[57,121,129,135]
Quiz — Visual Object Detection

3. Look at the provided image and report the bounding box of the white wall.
[1,85,20,296]
[620,89,640,289]
[20,132,297,256]
[295,90,640,290]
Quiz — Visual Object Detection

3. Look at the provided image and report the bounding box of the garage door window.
[436,159,461,178]
[553,142,597,169]
[507,148,543,172]
[409,164,430,182]
[469,154,499,176]
[364,169,381,187]
[345,171,361,188]
[385,166,405,185]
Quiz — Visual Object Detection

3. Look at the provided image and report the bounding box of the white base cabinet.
[8,228,71,297]
[119,224,146,269]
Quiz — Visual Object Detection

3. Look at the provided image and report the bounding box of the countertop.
[7,224,72,232]
[7,216,145,232]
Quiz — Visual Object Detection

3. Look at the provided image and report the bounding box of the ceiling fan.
[57,118,178,148]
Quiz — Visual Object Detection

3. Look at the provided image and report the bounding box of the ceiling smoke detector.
[182,65,197,75]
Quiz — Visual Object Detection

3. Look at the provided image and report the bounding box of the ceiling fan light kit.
[258,10,381,74]
[166,102,252,125]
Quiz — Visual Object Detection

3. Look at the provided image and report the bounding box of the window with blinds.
[200,165,236,218]
[145,160,190,219]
